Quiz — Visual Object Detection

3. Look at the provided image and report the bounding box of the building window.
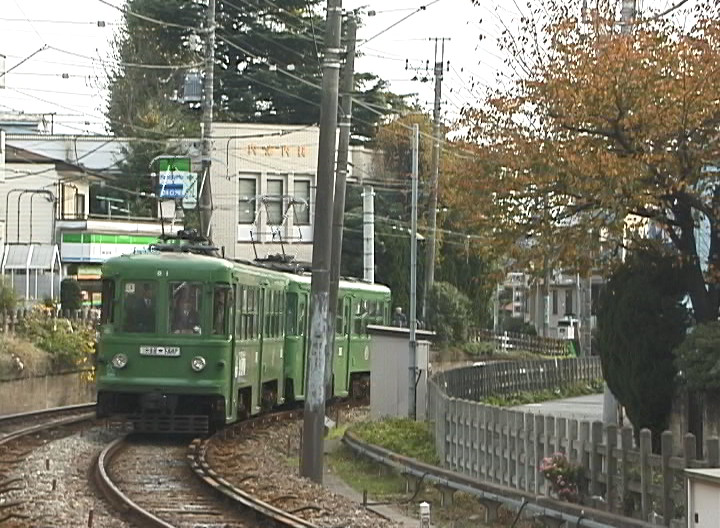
[75,194,86,219]
[552,290,558,315]
[266,179,284,226]
[238,178,257,224]
[293,180,311,225]
[565,289,573,315]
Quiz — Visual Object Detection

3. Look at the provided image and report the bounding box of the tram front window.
[170,282,203,334]
[122,281,156,333]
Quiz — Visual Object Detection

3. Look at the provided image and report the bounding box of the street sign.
[156,157,197,208]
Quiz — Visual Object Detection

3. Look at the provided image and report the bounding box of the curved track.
[94,431,318,528]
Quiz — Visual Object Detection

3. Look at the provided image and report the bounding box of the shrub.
[61,278,83,311]
[502,316,537,335]
[540,452,584,503]
[674,322,720,391]
[16,306,94,371]
[460,341,495,357]
[0,278,17,313]
[426,281,472,343]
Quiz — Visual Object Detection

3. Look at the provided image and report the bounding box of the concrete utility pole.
[301,0,343,484]
[422,37,448,321]
[620,0,636,34]
[328,14,357,390]
[409,124,419,420]
[198,0,215,239]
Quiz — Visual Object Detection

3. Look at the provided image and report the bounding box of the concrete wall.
[0,371,95,415]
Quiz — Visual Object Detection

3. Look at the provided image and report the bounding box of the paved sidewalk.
[323,437,417,527]
[513,393,605,422]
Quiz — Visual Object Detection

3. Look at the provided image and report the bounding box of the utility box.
[557,316,578,340]
[367,325,434,421]
[686,468,720,527]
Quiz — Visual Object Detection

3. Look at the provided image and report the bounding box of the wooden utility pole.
[301,0,343,484]
[198,0,215,238]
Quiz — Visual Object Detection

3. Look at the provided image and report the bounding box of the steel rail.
[0,402,95,424]
[0,404,96,446]
[93,436,176,528]
[190,437,319,528]
[343,431,657,528]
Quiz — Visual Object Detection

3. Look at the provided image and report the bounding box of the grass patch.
[328,444,407,499]
[352,418,439,465]
[483,379,604,407]
[327,423,350,440]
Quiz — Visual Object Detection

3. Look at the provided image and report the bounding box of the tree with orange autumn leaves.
[444,0,720,322]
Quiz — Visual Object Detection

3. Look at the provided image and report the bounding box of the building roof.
[686,468,720,486]
[5,143,106,181]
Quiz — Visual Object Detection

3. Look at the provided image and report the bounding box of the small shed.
[686,468,720,527]
[367,325,435,421]
[2,244,61,303]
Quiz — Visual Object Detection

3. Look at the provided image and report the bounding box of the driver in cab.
[172,298,200,334]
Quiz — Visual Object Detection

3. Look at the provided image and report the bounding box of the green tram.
[95,245,391,433]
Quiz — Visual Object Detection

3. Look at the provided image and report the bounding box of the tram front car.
[95,252,234,433]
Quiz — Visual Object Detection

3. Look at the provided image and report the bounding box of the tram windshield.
[169,282,203,334]
[122,280,156,333]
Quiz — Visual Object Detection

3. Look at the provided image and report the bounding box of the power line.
[359,0,444,48]
[11,0,46,45]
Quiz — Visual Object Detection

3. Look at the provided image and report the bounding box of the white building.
[209,122,378,262]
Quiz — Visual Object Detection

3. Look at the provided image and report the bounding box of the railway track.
[94,425,318,528]
[0,403,96,443]
[0,404,98,525]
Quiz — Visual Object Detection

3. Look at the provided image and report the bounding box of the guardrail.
[428,358,718,527]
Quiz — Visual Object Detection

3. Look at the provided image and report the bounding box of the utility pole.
[422,37,449,321]
[409,124,419,420]
[198,0,215,239]
[301,0,343,484]
[329,14,357,390]
[620,0,636,34]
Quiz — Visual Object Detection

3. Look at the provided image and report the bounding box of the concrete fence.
[0,307,99,333]
[428,358,718,526]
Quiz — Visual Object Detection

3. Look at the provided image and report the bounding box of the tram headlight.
[191,356,206,372]
[111,353,128,369]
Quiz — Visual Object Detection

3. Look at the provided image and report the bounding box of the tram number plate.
[139,346,180,357]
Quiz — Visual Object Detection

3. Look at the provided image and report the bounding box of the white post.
[419,501,431,527]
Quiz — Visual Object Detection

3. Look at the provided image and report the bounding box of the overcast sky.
[0,0,694,135]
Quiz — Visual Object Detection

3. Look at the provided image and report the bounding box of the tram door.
[332,296,351,396]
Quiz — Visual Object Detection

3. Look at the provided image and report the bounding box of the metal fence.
[471,329,571,356]
[428,358,718,526]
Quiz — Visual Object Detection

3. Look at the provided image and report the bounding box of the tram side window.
[100,279,115,324]
[122,281,156,333]
[353,300,368,336]
[169,282,203,335]
[213,285,231,335]
[286,294,297,335]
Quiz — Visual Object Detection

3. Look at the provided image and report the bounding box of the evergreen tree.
[596,251,690,442]
[105,0,409,216]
